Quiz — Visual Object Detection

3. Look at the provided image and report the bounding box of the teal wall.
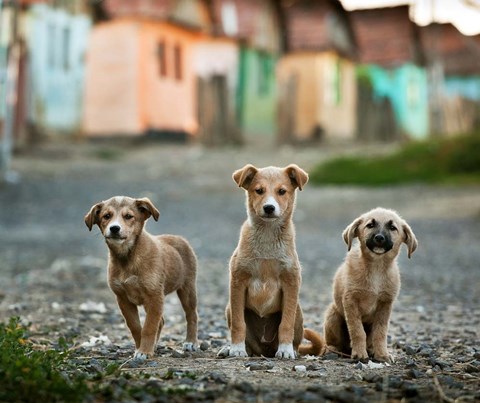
[237,47,277,137]
[27,4,91,132]
[359,63,429,139]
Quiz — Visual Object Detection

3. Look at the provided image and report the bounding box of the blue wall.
[27,5,91,132]
[444,76,480,101]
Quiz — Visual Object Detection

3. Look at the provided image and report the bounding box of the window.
[157,40,167,77]
[63,27,70,71]
[174,43,182,81]
[48,24,56,69]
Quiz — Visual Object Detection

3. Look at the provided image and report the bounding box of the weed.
[310,133,480,186]
[0,317,89,403]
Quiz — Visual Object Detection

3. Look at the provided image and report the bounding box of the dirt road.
[1,141,479,402]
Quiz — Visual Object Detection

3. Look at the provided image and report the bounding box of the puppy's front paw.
[229,342,248,357]
[373,352,394,364]
[275,343,296,359]
[183,342,198,352]
[217,342,248,357]
[133,350,151,361]
[351,347,369,362]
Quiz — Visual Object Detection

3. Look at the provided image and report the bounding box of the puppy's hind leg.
[324,303,350,356]
[177,285,198,352]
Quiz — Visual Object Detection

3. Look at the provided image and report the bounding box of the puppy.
[221,164,324,359]
[323,207,418,362]
[85,196,198,359]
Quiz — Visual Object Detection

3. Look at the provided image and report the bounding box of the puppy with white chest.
[323,207,418,362]
[221,164,323,359]
[85,196,198,360]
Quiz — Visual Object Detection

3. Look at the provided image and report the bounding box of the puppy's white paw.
[275,343,296,359]
[133,351,149,361]
[228,342,248,357]
[183,342,197,352]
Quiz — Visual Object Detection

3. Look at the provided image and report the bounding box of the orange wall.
[84,19,205,136]
[140,21,204,135]
[83,21,142,135]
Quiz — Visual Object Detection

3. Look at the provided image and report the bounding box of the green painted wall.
[237,46,277,137]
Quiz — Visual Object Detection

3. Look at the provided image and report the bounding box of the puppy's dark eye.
[103,213,111,220]
[125,214,133,220]
[255,188,264,195]
[389,224,397,231]
[366,222,375,229]
[278,188,287,196]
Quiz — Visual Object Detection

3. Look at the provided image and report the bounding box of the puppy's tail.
[298,328,325,356]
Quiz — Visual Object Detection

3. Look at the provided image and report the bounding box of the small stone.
[210,339,224,348]
[405,345,418,355]
[464,364,479,373]
[199,341,209,351]
[171,350,185,358]
[323,352,339,360]
[407,368,423,379]
[234,381,255,394]
[247,362,274,371]
[293,365,307,372]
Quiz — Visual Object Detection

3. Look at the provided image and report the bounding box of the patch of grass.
[0,317,89,403]
[310,133,480,186]
[94,147,124,161]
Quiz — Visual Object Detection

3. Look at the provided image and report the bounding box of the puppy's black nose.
[110,225,121,234]
[374,234,385,244]
[263,204,275,215]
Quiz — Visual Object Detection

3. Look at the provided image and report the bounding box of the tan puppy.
[221,164,324,359]
[323,207,418,362]
[85,196,198,360]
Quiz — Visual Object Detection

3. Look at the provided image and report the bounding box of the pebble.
[246,362,274,371]
[199,341,210,351]
[404,345,418,355]
[323,352,339,360]
[293,365,307,372]
[210,339,225,348]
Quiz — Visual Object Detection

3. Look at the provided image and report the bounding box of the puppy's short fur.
[221,164,324,359]
[85,196,198,359]
[323,207,417,362]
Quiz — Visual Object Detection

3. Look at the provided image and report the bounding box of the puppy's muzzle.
[367,232,393,254]
[106,224,126,240]
[263,204,275,215]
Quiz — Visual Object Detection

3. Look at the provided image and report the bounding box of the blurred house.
[276,0,357,144]
[26,3,91,135]
[420,23,480,136]
[350,6,429,141]
[210,0,281,143]
[84,0,241,145]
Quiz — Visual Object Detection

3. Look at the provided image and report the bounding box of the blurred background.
[1,0,480,175]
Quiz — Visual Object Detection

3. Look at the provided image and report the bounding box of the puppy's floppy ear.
[285,164,309,191]
[402,221,418,258]
[342,217,363,251]
[233,164,258,190]
[85,202,103,231]
[136,198,160,221]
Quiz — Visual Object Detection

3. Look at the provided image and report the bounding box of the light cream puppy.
[85,196,198,360]
[222,164,324,359]
[323,207,418,362]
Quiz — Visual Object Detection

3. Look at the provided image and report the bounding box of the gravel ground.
[1,140,479,402]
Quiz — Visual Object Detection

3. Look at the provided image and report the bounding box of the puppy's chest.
[109,273,147,306]
[245,260,283,317]
[354,272,399,317]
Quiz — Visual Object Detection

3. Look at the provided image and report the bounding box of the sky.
[340,0,480,36]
